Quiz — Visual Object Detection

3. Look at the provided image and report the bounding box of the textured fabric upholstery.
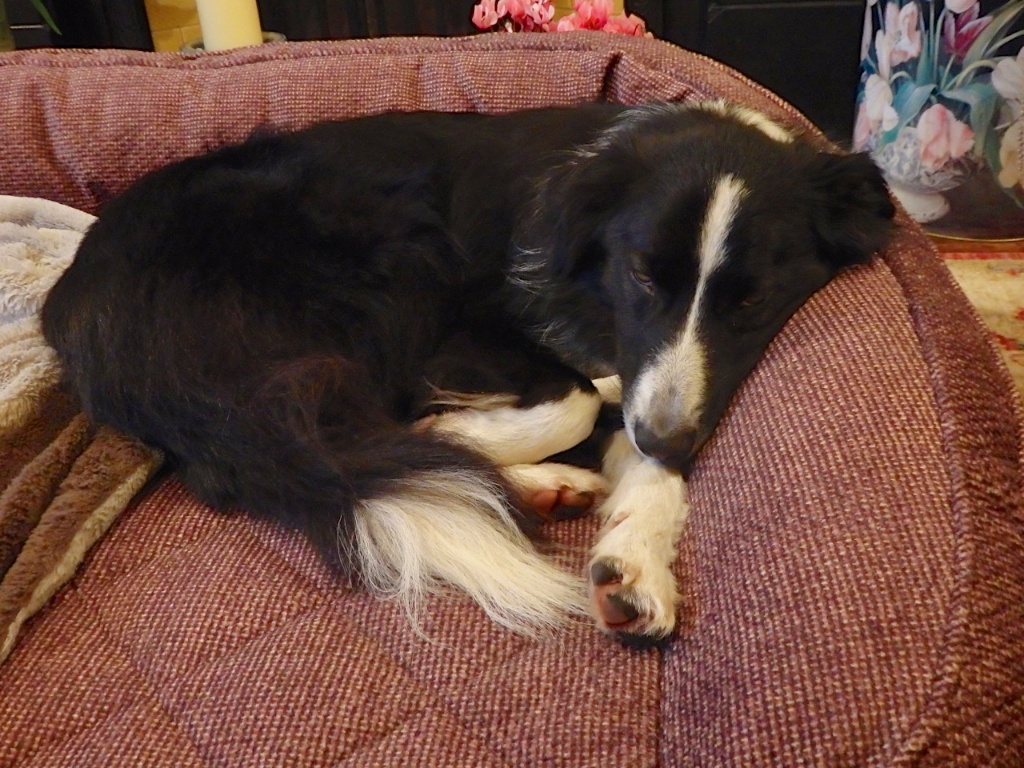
[0,33,1022,767]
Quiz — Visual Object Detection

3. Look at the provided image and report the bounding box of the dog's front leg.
[588,430,689,645]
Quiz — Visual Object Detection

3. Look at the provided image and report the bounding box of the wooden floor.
[930,235,1024,253]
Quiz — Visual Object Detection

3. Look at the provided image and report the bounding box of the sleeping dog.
[41,101,894,645]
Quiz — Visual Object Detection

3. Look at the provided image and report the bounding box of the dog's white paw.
[587,507,682,646]
[503,462,608,520]
[586,431,689,646]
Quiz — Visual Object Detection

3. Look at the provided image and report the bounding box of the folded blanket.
[0,196,162,664]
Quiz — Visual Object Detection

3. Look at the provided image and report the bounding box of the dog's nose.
[633,422,696,475]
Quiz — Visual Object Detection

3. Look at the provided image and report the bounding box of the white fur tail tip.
[350,470,586,636]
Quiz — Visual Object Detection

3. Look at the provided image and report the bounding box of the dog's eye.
[629,254,655,294]
[631,267,655,293]
[739,292,765,309]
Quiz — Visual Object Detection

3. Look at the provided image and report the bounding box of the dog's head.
[534,102,895,475]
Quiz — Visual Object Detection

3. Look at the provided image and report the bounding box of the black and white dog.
[41,101,894,644]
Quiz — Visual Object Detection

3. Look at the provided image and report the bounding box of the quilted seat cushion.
[0,33,1022,767]
[0,34,810,216]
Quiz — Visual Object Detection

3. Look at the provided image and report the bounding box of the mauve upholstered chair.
[0,33,1022,767]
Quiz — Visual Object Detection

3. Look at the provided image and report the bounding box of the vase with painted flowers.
[855,0,1024,238]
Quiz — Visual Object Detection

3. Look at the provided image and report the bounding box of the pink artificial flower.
[525,0,555,29]
[496,0,554,31]
[574,0,613,29]
[479,0,648,36]
[555,14,582,31]
[472,0,501,29]
[943,2,992,61]
[555,0,650,35]
[917,103,975,171]
[498,0,524,26]
[556,0,612,31]
[602,12,649,36]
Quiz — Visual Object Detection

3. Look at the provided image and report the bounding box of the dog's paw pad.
[587,556,676,645]
[552,487,598,519]
[559,487,597,509]
[590,559,639,626]
[530,488,561,514]
[590,558,623,587]
[600,591,641,626]
[533,486,599,520]
[512,464,607,520]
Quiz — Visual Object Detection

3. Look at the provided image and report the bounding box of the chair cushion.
[0,33,1021,767]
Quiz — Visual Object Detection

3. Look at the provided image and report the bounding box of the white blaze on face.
[625,174,748,449]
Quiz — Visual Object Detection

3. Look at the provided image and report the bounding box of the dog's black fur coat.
[42,102,894,634]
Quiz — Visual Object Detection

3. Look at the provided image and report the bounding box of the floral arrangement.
[856,0,1024,202]
[471,0,650,36]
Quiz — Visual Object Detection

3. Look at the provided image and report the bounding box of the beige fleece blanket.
[0,196,162,664]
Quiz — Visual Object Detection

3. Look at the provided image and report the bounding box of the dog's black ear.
[807,152,896,268]
[538,152,635,277]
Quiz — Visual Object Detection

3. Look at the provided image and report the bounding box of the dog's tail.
[348,462,586,634]
[164,356,585,636]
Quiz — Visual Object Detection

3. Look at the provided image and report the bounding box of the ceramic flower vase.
[855,0,1024,239]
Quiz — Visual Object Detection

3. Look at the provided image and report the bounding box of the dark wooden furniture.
[649,0,864,141]
[10,0,153,50]
[7,0,55,48]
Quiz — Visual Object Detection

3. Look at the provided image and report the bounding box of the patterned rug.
[942,251,1024,399]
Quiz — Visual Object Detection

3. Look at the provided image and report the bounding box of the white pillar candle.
[195,0,264,52]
